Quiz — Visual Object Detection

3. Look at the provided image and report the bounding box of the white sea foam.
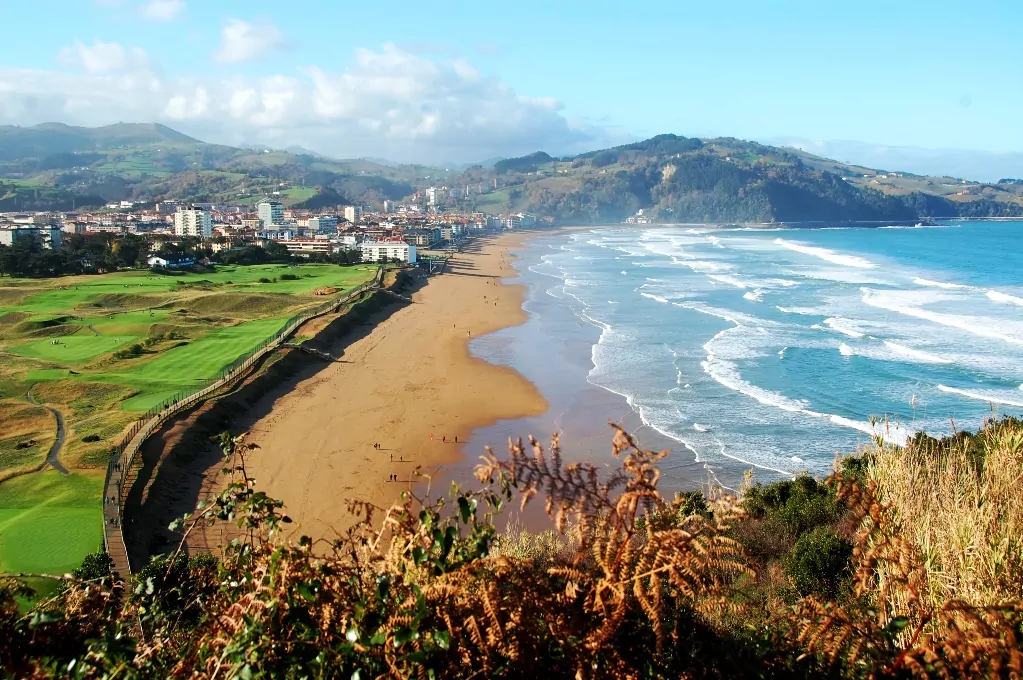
[914,277,971,290]
[987,289,1023,306]
[640,292,669,304]
[693,423,709,432]
[937,385,1023,408]
[839,343,854,357]
[767,278,801,287]
[702,352,812,414]
[778,346,788,359]
[674,258,725,272]
[673,302,765,327]
[774,238,876,268]
[823,317,867,339]
[708,274,748,289]
[882,341,951,364]
[862,288,1023,346]
[829,415,911,446]
[743,288,766,302]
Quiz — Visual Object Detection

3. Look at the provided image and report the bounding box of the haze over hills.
[1,123,1021,222]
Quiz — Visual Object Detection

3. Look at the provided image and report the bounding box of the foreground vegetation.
[2,417,1020,678]
[0,262,376,575]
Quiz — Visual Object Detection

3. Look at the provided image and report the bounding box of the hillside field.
[0,263,376,575]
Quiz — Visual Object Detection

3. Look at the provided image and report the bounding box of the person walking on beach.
[442,435,446,443]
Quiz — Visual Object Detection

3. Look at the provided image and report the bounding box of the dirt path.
[25,390,69,475]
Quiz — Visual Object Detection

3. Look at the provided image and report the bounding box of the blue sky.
[2,0,1022,174]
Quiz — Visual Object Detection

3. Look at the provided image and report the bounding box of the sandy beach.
[243,233,548,541]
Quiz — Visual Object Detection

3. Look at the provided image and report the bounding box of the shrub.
[113,343,145,360]
[72,551,114,582]
[81,434,101,443]
[257,277,271,284]
[3,422,1022,679]
[279,273,299,281]
[743,474,838,536]
[783,526,852,598]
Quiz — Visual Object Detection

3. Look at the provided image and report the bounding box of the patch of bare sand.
[245,233,547,541]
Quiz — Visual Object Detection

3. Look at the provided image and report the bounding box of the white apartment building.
[426,187,441,206]
[257,199,285,227]
[344,205,362,224]
[173,207,213,238]
[360,240,417,264]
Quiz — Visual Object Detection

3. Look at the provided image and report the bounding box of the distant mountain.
[2,124,1021,221]
[451,134,1023,224]
[0,123,437,210]
[0,123,200,162]
[774,138,1023,184]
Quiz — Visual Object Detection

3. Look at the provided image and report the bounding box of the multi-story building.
[257,199,285,228]
[280,240,336,257]
[360,240,416,264]
[426,187,441,206]
[0,225,62,249]
[344,205,362,224]
[307,216,338,234]
[173,206,213,238]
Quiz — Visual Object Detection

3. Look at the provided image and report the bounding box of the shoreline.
[241,233,548,541]
[459,226,716,499]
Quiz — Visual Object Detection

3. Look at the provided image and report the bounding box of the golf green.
[11,335,140,363]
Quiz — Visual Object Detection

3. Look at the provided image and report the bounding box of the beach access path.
[242,233,548,541]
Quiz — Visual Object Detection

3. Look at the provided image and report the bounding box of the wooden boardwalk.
[102,275,383,579]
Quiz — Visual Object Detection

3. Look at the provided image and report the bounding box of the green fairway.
[94,316,289,391]
[0,471,102,574]
[11,335,139,363]
[0,262,375,576]
[120,390,181,413]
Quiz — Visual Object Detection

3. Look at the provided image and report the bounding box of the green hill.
[0,123,439,209]
[454,134,1023,224]
[3,124,1022,221]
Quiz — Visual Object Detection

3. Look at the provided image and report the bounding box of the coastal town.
[0,191,543,271]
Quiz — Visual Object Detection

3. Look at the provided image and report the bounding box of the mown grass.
[0,471,102,575]
[0,263,375,576]
[10,335,139,363]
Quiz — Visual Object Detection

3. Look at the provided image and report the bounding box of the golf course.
[0,262,376,575]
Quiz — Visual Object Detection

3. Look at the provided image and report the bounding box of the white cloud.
[0,43,618,164]
[214,18,287,64]
[58,40,148,74]
[141,0,184,21]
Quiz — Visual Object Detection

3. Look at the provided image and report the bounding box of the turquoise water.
[471,222,1023,486]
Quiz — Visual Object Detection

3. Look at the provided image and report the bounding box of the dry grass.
[182,292,303,317]
[868,420,1023,608]
[0,402,54,478]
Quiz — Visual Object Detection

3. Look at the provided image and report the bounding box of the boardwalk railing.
[102,267,386,577]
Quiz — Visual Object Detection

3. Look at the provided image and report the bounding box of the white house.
[360,240,416,264]
[147,255,196,269]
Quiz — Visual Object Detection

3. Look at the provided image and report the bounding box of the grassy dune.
[0,263,376,575]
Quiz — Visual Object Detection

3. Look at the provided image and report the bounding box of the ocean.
[467,221,1023,490]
